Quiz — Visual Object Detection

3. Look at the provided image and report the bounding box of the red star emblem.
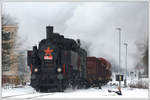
[44,47,53,56]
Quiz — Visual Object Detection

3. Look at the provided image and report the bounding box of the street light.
[124,43,128,87]
[116,28,121,73]
[116,27,121,88]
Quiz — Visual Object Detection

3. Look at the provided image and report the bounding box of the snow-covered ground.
[2,86,36,98]
[2,84,148,99]
[112,73,149,89]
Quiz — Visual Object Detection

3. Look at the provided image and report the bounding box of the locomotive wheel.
[71,81,77,89]
[39,88,47,92]
[35,87,40,92]
[78,81,84,89]
[57,85,64,92]
[57,80,64,92]
[98,83,102,89]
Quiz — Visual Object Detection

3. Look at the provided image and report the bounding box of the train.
[27,26,112,92]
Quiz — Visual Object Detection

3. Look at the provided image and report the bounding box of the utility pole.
[116,28,121,73]
[116,27,121,88]
[124,43,128,87]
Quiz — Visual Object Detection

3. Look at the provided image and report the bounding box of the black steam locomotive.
[27,26,87,92]
[27,26,111,92]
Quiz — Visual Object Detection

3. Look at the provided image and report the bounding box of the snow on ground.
[2,86,36,98]
[2,85,148,99]
[112,73,149,88]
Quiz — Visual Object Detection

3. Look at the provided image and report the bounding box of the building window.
[2,31,11,41]
[2,55,10,71]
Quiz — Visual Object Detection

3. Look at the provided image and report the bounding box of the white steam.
[3,2,148,72]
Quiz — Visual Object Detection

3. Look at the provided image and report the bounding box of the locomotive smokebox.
[46,26,53,38]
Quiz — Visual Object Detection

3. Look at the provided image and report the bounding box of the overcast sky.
[2,2,148,71]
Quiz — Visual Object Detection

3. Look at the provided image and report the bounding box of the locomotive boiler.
[27,25,111,92]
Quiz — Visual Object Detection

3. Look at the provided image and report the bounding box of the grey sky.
[2,2,148,71]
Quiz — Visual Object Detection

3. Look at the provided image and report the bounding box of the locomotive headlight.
[34,68,38,72]
[57,68,62,72]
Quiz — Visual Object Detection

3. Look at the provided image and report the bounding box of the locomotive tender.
[27,26,111,92]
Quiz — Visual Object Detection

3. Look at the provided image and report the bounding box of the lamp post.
[116,28,121,73]
[124,43,128,87]
[116,27,121,88]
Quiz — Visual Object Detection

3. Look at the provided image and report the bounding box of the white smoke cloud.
[2,2,148,72]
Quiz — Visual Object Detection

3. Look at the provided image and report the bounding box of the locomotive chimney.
[46,26,53,38]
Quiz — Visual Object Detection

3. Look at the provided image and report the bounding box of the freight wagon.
[86,57,112,88]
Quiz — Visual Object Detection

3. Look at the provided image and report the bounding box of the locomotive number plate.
[44,56,53,60]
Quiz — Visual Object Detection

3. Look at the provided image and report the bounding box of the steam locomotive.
[27,26,111,92]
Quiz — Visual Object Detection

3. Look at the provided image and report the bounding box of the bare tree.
[2,14,18,72]
[135,39,148,77]
[2,14,30,85]
[2,14,18,26]
[142,45,148,76]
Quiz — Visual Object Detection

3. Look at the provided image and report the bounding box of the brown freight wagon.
[98,58,112,80]
[98,58,111,70]
[86,57,111,87]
